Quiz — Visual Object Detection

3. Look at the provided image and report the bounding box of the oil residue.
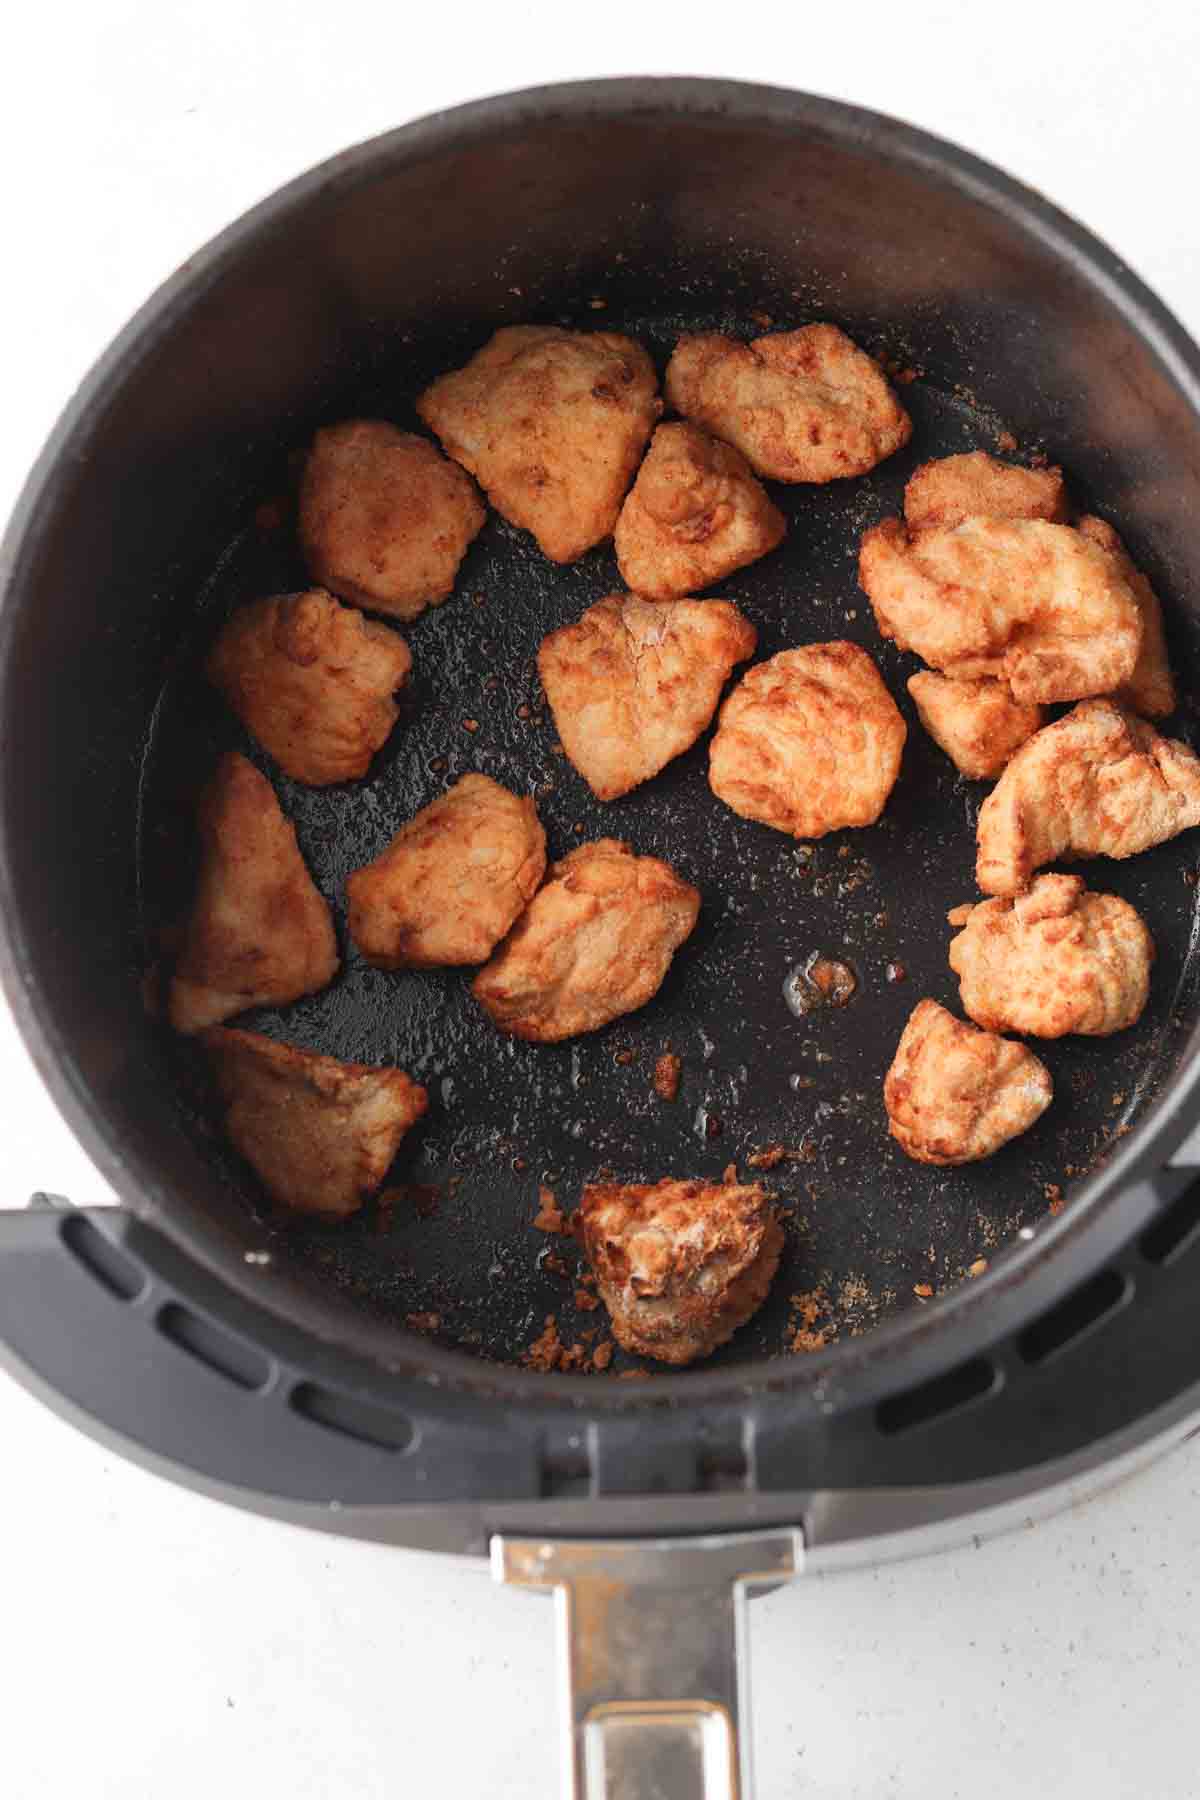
[783,952,858,1018]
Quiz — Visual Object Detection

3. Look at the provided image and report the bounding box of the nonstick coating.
[138,302,1200,1375]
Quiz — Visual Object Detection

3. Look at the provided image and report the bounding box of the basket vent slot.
[877,1356,997,1436]
[1018,1267,1129,1366]
[61,1215,145,1301]
[290,1382,415,1452]
[1140,1178,1200,1267]
[697,1446,749,1492]
[157,1302,271,1391]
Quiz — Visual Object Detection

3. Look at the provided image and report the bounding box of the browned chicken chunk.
[203,1027,427,1217]
[346,774,546,969]
[859,517,1143,705]
[903,452,1069,530]
[416,326,660,563]
[471,838,700,1042]
[613,422,786,598]
[976,700,1200,896]
[168,753,338,1035]
[884,999,1053,1166]
[948,874,1153,1038]
[298,419,485,620]
[665,323,911,482]
[1077,515,1177,718]
[537,592,757,801]
[907,672,1044,780]
[206,588,413,786]
[579,1178,782,1364]
[709,642,906,837]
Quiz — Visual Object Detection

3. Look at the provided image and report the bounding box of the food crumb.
[653,1053,682,1101]
[885,961,907,983]
[996,429,1018,451]
[614,1048,633,1066]
[589,297,608,310]
[747,1145,787,1170]
[462,717,479,733]
[524,1314,563,1370]
[967,1258,988,1278]
[405,1312,441,1333]
[913,1282,934,1299]
[574,1287,600,1312]
[722,1162,738,1184]
[591,1340,614,1371]
[534,1186,568,1234]
[751,309,774,328]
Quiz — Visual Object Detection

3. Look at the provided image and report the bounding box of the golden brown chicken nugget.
[975,700,1200,896]
[948,874,1153,1038]
[203,1027,427,1217]
[579,1178,782,1364]
[664,323,911,483]
[168,754,338,1035]
[537,593,756,802]
[298,419,484,620]
[417,326,660,563]
[471,839,699,1043]
[1077,515,1176,719]
[903,452,1068,530]
[206,589,412,786]
[907,672,1044,781]
[613,422,785,598]
[709,642,906,838]
[346,774,546,970]
[884,999,1053,1166]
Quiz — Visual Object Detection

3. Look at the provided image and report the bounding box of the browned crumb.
[534,1186,568,1234]
[895,368,919,386]
[653,1052,682,1101]
[786,1287,833,1353]
[750,310,774,328]
[614,1048,634,1066]
[747,1145,787,1171]
[524,1314,564,1370]
[996,430,1018,452]
[722,1162,738,1184]
[591,1340,614,1371]
[463,717,479,733]
[1044,1182,1063,1205]
[913,1282,934,1298]
[574,1287,600,1312]
[405,1312,441,1333]
[885,962,907,983]
[967,1258,989,1277]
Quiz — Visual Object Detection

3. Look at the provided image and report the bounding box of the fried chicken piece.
[907,672,1044,780]
[613,422,785,598]
[537,593,757,801]
[206,589,413,786]
[1077,515,1176,718]
[203,1026,427,1217]
[168,754,338,1035]
[884,999,1053,1166]
[903,452,1068,530]
[976,699,1200,895]
[579,1178,783,1364]
[709,642,906,838]
[416,326,660,563]
[664,324,911,483]
[298,419,485,620]
[859,517,1143,705]
[471,839,700,1042]
[346,774,546,969]
[948,874,1153,1038]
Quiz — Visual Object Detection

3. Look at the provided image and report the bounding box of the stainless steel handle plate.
[493,1529,803,1800]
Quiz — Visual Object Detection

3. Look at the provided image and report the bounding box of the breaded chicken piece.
[416,326,660,563]
[206,589,413,786]
[579,1178,783,1365]
[903,452,1068,530]
[613,422,786,598]
[859,517,1143,705]
[907,672,1044,780]
[298,419,484,620]
[948,874,1153,1038]
[976,700,1200,896]
[537,593,757,801]
[709,642,906,838]
[664,323,911,483]
[471,838,699,1042]
[203,1027,427,1217]
[884,999,1053,1166]
[168,754,338,1035]
[346,774,546,969]
[1077,515,1176,718]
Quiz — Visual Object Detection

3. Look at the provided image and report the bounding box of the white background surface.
[3,4,1200,1795]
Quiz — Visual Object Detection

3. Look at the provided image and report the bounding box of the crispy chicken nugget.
[903,451,1069,530]
[417,326,660,563]
[976,700,1200,896]
[664,323,911,483]
[579,1178,783,1365]
[859,517,1143,705]
[346,774,547,969]
[613,422,786,598]
[203,1027,427,1217]
[709,642,906,838]
[884,999,1053,1166]
[471,838,700,1043]
[168,753,338,1035]
[537,592,757,802]
[948,874,1153,1038]
[907,672,1044,780]
[1077,515,1177,719]
[206,588,412,786]
[298,419,484,620]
